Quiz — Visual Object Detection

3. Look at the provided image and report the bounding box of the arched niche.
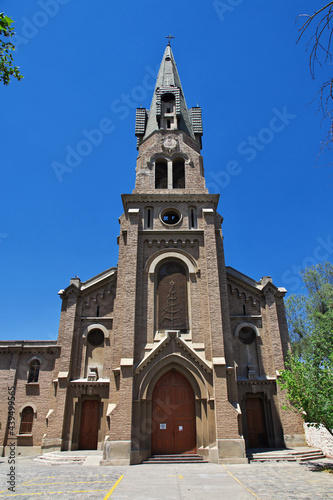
[235,323,260,379]
[83,327,106,379]
[156,260,188,332]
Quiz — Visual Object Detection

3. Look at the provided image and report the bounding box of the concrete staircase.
[247,447,326,463]
[143,453,208,464]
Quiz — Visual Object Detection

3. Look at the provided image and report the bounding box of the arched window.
[155,160,168,189]
[28,359,40,383]
[161,94,176,130]
[162,93,175,113]
[19,406,34,434]
[173,158,185,188]
[156,261,189,331]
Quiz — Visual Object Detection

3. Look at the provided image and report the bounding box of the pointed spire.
[142,45,197,140]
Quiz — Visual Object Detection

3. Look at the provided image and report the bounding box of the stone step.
[297,452,326,461]
[291,449,322,456]
[248,448,326,463]
[34,453,86,465]
[143,454,208,464]
[250,456,297,462]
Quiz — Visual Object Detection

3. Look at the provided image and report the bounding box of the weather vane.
[166,34,175,46]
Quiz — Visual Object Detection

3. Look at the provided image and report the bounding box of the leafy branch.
[297,3,333,155]
[0,12,23,85]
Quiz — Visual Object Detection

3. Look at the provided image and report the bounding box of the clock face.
[238,327,256,345]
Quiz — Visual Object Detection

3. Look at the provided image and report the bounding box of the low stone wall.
[304,423,333,458]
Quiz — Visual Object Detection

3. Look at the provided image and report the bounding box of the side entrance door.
[79,399,100,450]
[245,397,268,448]
[152,371,196,455]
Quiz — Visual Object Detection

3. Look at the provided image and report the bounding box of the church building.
[0,44,305,464]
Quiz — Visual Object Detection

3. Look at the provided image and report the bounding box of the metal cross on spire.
[166,34,175,46]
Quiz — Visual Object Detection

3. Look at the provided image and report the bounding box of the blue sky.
[1,0,332,341]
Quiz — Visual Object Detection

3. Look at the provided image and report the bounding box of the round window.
[161,208,181,226]
[238,327,256,345]
[87,329,104,347]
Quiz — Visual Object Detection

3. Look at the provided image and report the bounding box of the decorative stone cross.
[166,34,175,45]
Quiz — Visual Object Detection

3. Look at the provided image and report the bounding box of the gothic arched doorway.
[151,371,196,454]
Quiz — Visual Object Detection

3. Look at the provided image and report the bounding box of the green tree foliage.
[0,12,23,85]
[286,261,333,353]
[279,261,333,435]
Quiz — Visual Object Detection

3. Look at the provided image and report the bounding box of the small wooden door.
[79,400,100,450]
[245,397,268,448]
[152,371,196,455]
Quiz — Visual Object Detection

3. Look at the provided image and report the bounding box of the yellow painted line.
[71,490,106,494]
[22,477,58,486]
[103,475,124,500]
[178,475,183,479]
[0,489,109,498]
[0,493,63,497]
[222,464,260,499]
[21,480,113,486]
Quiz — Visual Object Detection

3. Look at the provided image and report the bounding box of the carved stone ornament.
[251,384,257,394]
[162,136,178,154]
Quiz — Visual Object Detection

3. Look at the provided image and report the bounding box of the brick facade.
[0,45,304,463]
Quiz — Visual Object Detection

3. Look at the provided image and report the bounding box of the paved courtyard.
[0,453,333,499]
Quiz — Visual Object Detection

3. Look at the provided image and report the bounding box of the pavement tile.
[0,456,333,499]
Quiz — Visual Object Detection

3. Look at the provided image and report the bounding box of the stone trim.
[144,249,198,275]
[136,334,212,375]
[82,323,110,340]
[27,354,44,366]
[18,402,37,415]
[234,322,260,339]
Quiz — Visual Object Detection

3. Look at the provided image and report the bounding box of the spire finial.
[166,34,175,46]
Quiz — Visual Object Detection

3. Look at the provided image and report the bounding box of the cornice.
[81,268,117,291]
[237,378,277,385]
[122,193,220,207]
[227,275,262,304]
[69,378,110,386]
[0,342,60,354]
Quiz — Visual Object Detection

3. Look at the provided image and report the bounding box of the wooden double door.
[152,371,196,455]
[245,397,268,448]
[79,399,100,450]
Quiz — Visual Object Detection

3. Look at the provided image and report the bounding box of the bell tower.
[102,42,247,465]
